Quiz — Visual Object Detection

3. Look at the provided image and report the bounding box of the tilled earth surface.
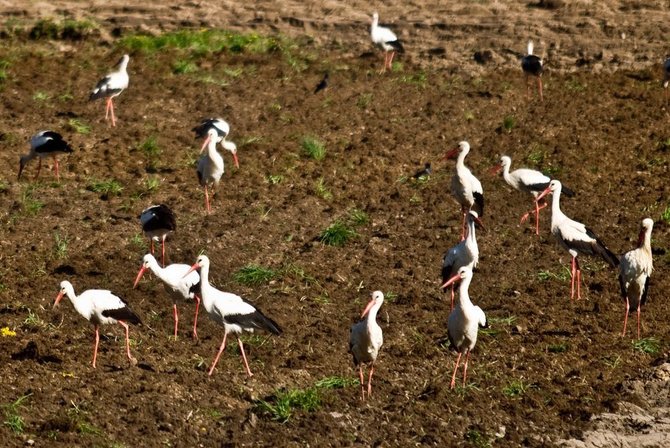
[1,2,670,447]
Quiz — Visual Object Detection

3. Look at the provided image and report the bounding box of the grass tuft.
[255,387,320,423]
[314,376,359,389]
[234,265,278,286]
[502,380,530,398]
[120,30,279,55]
[314,177,332,199]
[3,394,31,434]
[632,337,661,355]
[301,136,326,160]
[88,179,124,198]
[53,233,68,259]
[319,220,358,247]
[67,118,91,135]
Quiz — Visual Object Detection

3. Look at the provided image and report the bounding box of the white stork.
[441,267,487,389]
[349,291,384,400]
[370,12,404,74]
[133,254,201,340]
[90,54,130,127]
[196,129,225,213]
[441,211,482,310]
[619,218,654,338]
[492,155,574,235]
[521,41,543,101]
[445,141,484,240]
[184,255,282,376]
[536,180,619,300]
[18,131,73,181]
[192,118,239,168]
[53,280,141,368]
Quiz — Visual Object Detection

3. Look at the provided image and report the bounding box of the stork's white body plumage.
[192,118,239,168]
[442,267,487,389]
[537,180,618,300]
[349,291,384,399]
[134,254,201,339]
[442,211,481,310]
[446,141,484,240]
[186,255,282,376]
[371,12,404,73]
[196,129,225,213]
[54,280,141,368]
[90,54,130,127]
[619,219,654,338]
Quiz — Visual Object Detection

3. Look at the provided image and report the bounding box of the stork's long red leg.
[462,350,471,387]
[150,239,155,255]
[93,325,100,368]
[53,156,60,180]
[460,207,468,241]
[105,97,111,120]
[450,352,462,389]
[204,185,211,213]
[622,297,629,337]
[109,98,117,127]
[172,303,179,340]
[387,51,395,70]
[192,294,201,340]
[359,366,366,400]
[237,338,254,377]
[208,332,228,376]
[119,320,135,365]
[161,235,166,267]
[570,257,577,300]
[575,258,582,300]
[538,77,544,102]
[367,364,375,397]
[35,158,42,180]
[636,306,641,339]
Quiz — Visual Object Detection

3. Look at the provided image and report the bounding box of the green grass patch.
[172,59,198,74]
[400,71,427,88]
[319,220,358,247]
[314,376,359,390]
[53,232,68,259]
[88,179,124,197]
[0,59,9,82]
[301,136,326,160]
[266,174,283,185]
[548,343,569,353]
[67,118,91,135]
[234,264,278,286]
[502,380,530,398]
[3,394,31,434]
[120,29,279,55]
[632,337,661,355]
[143,176,161,193]
[661,205,670,224]
[254,387,320,423]
[20,185,44,215]
[314,177,332,199]
[32,91,50,101]
[502,115,515,133]
[465,429,491,448]
[349,208,369,226]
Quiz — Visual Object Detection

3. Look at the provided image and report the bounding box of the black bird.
[521,41,543,101]
[139,204,177,266]
[19,131,73,180]
[412,162,432,179]
[314,72,329,94]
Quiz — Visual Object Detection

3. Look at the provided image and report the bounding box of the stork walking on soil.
[89,54,129,127]
[521,41,543,101]
[18,131,73,181]
[441,211,482,310]
[139,204,176,267]
[134,254,201,340]
[371,12,404,74]
[536,180,619,300]
[196,129,225,213]
[492,155,574,235]
[349,291,384,400]
[184,255,282,376]
[192,118,239,168]
[441,267,487,389]
[619,218,654,338]
[445,141,484,240]
[53,280,141,368]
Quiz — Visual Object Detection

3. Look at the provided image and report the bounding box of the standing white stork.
[492,155,574,235]
[18,131,73,181]
[133,254,201,340]
[349,291,384,400]
[139,204,176,267]
[444,141,484,240]
[521,41,543,101]
[371,12,404,74]
[441,267,487,389]
[536,180,619,300]
[441,211,482,311]
[619,218,654,338]
[89,54,130,127]
[192,118,239,168]
[196,129,225,213]
[53,280,141,368]
[184,255,282,377]
[663,58,670,103]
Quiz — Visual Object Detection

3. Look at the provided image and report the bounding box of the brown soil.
[1,1,670,447]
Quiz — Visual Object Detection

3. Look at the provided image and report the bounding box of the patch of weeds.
[32,91,50,101]
[21,186,44,215]
[465,429,491,448]
[537,268,570,282]
[266,174,283,185]
[23,309,44,328]
[67,118,91,135]
[409,194,421,204]
[356,93,372,108]
[195,74,229,87]
[120,29,279,55]
[144,176,161,194]
[564,79,585,92]
[526,150,545,167]
[3,394,31,434]
[234,265,278,286]
[58,92,74,102]
[129,234,148,252]
[223,67,244,78]
[312,294,330,305]
[660,205,670,224]
[314,376,358,389]
[502,380,530,398]
[384,291,398,303]
[77,421,102,436]
[391,61,403,72]
[488,315,517,326]
[319,220,358,247]
[542,165,562,177]
[548,343,569,353]
[301,136,326,160]
[400,71,427,88]
[53,232,68,259]
[138,136,161,169]
[632,337,660,355]
[254,387,320,423]
[502,115,515,133]
[464,111,475,121]
[479,327,499,337]
[172,60,198,74]
[314,177,332,200]
[88,179,124,198]
[282,264,318,286]
[349,209,369,226]
[602,355,621,369]
[0,59,9,82]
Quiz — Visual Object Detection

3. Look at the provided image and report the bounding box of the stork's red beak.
[200,136,211,152]
[133,266,147,289]
[536,186,552,202]
[488,164,502,176]
[442,147,460,160]
[53,291,64,309]
[637,227,646,247]
[440,272,462,290]
[360,298,376,318]
[472,215,485,231]
[183,263,200,278]
[232,152,239,169]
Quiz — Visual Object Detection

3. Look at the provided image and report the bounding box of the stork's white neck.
[456,274,474,310]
